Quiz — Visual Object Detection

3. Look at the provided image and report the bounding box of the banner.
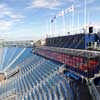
[51,5,74,23]
[58,10,65,16]
[51,15,56,23]
[65,5,74,14]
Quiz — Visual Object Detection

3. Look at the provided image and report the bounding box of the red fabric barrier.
[35,49,98,71]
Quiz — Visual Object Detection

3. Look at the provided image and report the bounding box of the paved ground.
[69,79,93,100]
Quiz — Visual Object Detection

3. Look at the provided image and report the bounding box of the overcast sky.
[0,0,100,41]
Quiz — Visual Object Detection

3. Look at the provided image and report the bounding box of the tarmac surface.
[69,79,93,100]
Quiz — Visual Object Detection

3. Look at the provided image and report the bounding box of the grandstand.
[45,33,99,49]
[0,35,97,100]
[0,46,77,100]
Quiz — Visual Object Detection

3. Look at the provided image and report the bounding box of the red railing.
[35,49,99,71]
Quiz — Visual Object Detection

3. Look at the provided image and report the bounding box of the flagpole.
[51,21,53,37]
[50,5,75,36]
[70,5,74,34]
[72,5,74,34]
[69,15,72,34]
[54,17,56,36]
[77,9,80,34]
[62,10,66,36]
[84,0,87,32]
[53,16,56,37]
[52,20,54,37]
[67,15,69,35]
[71,9,73,34]
[50,17,51,37]
[84,0,87,49]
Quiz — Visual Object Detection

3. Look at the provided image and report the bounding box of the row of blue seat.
[1,47,24,70]
[3,48,34,73]
[0,53,74,100]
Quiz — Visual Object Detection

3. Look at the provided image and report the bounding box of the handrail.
[36,46,100,58]
[88,80,100,100]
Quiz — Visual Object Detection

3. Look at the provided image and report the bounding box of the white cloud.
[0,20,13,31]
[64,0,75,2]
[87,0,96,5]
[0,3,25,33]
[91,6,100,11]
[28,0,96,10]
[9,14,25,22]
[28,0,63,9]
[0,4,25,22]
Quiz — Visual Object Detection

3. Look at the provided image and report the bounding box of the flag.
[53,16,56,19]
[65,5,74,14]
[51,15,56,23]
[69,5,74,12]
[51,19,54,23]
[58,10,65,16]
[51,5,74,23]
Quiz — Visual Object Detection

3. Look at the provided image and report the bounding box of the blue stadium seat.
[0,47,75,100]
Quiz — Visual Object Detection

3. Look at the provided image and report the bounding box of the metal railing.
[37,46,100,58]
